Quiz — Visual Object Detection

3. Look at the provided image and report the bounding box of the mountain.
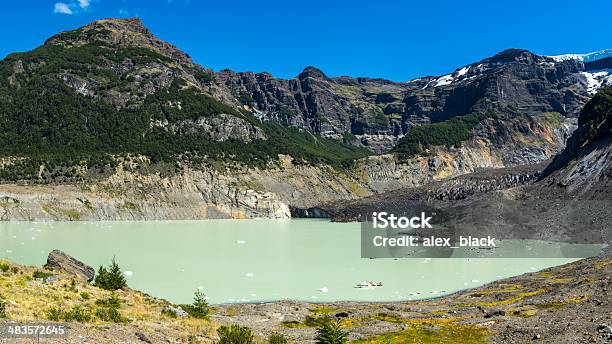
[327,87,611,245]
[0,18,608,220]
[537,86,612,199]
[215,48,612,151]
[0,18,371,174]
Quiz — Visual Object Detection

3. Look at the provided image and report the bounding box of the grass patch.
[41,203,81,221]
[472,288,548,307]
[353,323,489,344]
[534,294,589,310]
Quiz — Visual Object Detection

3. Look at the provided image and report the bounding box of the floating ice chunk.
[471,279,479,283]
[5,250,12,253]
[530,267,536,270]
[245,273,254,277]
[122,271,133,277]
[31,237,36,240]
[310,296,319,299]
[197,286,204,290]
[250,293,257,297]
[236,240,246,244]
[319,287,329,293]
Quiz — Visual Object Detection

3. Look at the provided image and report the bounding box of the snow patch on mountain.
[581,71,612,95]
[457,66,471,77]
[548,49,612,63]
[424,66,472,89]
[434,74,454,87]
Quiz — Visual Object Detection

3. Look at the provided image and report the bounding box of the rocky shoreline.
[216,255,612,343]
[0,252,609,343]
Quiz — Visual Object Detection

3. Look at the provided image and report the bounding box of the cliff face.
[214,49,603,152]
[0,114,571,221]
[536,86,612,199]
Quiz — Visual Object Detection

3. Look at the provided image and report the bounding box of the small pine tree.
[314,317,348,344]
[192,289,209,318]
[94,257,127,291]
[217,324,254,344]
[94,266,109,289]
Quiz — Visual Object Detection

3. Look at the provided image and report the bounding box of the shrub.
[45,307,62,321]
[268,333,288,344]
[65,305,92,322]
[32,271,54,279]
[95,307,129,323]
[94,257,127,291]
[80,292,90,300]
[0,263,9,273]
[217,324,255,344]
[95,295,122,309]
[94,295,129,323]
[314,317,348,344]
[0,297,7,319]
[46,305,93,323]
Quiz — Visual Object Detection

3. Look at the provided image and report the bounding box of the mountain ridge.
[0,18,606,220]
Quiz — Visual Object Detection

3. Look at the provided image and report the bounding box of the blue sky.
[2,0,611,81]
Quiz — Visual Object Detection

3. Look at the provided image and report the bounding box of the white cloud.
[53,2,73,14]
[78,0,90,8]
[118,8,129,16]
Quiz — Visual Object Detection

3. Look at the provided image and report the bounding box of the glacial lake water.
[0,220,593,304]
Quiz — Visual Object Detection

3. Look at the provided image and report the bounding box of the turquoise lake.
[0,219,588,304]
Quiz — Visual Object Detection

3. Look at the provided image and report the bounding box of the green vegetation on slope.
[352,323,488,344]
[578,86,612,145]
[393,112,494,159]
[0,40,370,183]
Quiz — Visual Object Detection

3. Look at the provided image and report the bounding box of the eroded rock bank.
[0,121,570,222]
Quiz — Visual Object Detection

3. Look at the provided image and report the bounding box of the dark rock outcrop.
[44,249,95,282]
[214,48,603,152]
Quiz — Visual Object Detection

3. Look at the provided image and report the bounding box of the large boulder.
[44,250,95,282]
[161,305,188,318]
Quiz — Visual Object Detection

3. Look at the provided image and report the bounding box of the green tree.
[186,289,210,319]
[94,257,127,291]
[217,324,254,344]
[314,317,348,344]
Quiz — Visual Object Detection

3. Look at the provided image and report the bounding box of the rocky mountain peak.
[91,17,149,34]
[484,48,543,64]
[45,18,193,65]
[298,66,328,80]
